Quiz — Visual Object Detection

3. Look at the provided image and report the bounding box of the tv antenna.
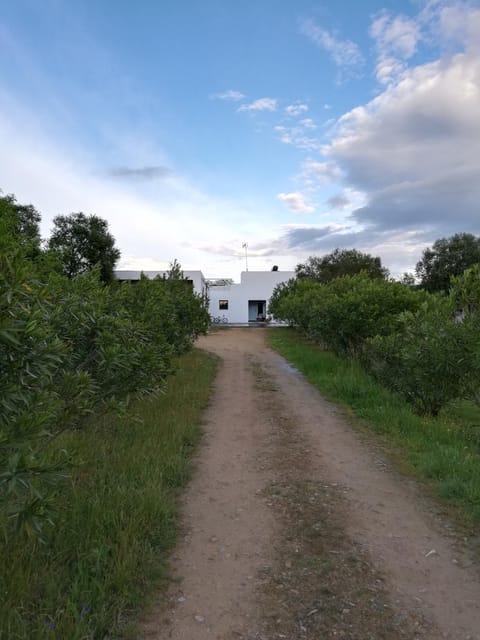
[242,242,248,271]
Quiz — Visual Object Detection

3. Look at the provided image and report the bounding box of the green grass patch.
[0,348,217,640]
[268,328,480,525]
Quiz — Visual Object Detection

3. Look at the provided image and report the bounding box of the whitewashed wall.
[208,271,295,324]
[115,269,295,324]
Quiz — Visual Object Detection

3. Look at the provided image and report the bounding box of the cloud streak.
[301,18,364,76]
[285,103,309,116]
[274,125,321,151]
[300,160,342,187]
[238,97,277,112]
[277,192,314,214]
[211,89,245,101]
[370,10,421,84]
[107,166,171,180]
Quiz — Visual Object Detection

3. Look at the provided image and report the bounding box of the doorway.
[248,300,266,322]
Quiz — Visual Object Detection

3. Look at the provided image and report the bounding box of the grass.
[0,347,217,640]
[268,328,480,525]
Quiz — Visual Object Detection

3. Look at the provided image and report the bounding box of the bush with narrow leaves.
[1,254,209,540]
[270,273,423,355]
[363,297,471,415]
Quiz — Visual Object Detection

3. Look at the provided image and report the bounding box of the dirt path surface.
[142,329,480,640]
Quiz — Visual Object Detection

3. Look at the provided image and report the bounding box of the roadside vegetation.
[1,348,217,639]
[268,242,480,523]
[1,191,215,638]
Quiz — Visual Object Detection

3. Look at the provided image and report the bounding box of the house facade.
[206,270,295,324]
[114,269,295,324]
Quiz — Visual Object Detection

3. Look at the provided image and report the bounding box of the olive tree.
[48,212,121,283]
[296,248,389,283]
[415,233,480,293]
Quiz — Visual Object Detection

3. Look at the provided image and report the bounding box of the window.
[219,300,228,310]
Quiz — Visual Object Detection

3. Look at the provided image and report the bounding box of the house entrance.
[248,300,266,322]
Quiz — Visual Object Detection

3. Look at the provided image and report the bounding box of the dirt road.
[142,329,480,640]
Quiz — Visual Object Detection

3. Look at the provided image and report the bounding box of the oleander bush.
[363,266,480,415]
[270,273,423,355]
[269,262,480,416]
[362,298,468,415]
[0,192,209,541]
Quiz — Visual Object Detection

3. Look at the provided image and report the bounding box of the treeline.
[0,192,209,540]
[269,244,480,417]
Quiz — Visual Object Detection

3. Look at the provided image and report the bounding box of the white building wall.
[115,269,295,324]
[208,271,295,323]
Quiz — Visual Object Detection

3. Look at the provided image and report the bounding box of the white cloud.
[301,18,364,72]
[211,89,246,101]
[374,56,407,85]
[300,160,342,186]
[237,97,277,112]
[370,2,480,85]
[370,12,421,59]
[420,1,480,53]
[285,103,309,116]
[277,192,315,214]
[274,125,321,151]
[299,118,317,129]
[370,10,421,84]
[325,43,480,235]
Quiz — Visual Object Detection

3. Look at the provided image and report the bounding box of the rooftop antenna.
[242,242,248,271]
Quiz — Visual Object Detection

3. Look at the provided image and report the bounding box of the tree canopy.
[295,248,389,283]
[415,233,480,293]
[48,213,121,283]
[0,192,41,258]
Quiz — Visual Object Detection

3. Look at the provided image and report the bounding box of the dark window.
[219,300,228,310]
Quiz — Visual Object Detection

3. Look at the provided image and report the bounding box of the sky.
[1,0,479,280]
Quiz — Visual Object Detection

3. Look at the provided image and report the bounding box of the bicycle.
[210,314,229,324]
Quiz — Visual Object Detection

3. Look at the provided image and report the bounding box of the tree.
[48,213,121,283]
[0,192,41,258]
[415,233,480,293]
[295,248,389,283]
[399,272,416,288]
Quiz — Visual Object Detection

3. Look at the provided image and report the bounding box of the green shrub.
[49,270,174,411]
[363,297,470,415]
[0,348,217,639]
[1,253,209,540]
[118,265,209,358]
[450,265,480,408]
[270,273,423,355]
[362,266,480,415]
[0,253,93,540]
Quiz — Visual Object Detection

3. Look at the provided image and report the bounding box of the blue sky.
[1,0,479,278]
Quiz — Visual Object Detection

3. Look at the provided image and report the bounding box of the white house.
[207,270,295,324]
[114,269,295,324]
